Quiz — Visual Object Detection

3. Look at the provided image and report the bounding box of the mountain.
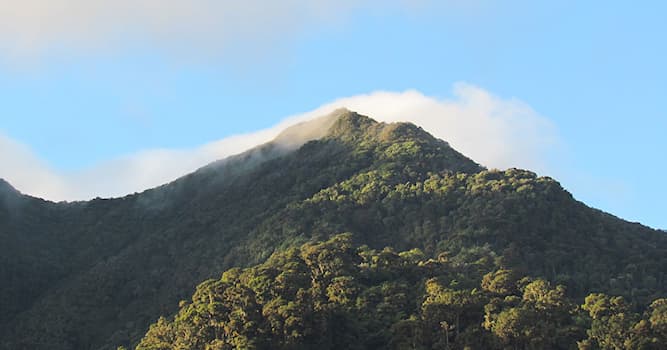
[0,178,20,199]
[1,110,665,350]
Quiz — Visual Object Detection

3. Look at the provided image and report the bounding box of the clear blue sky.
[0,1,665,229]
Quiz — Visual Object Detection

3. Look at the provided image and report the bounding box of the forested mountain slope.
[137,235,667,350]
[1,110,665,349]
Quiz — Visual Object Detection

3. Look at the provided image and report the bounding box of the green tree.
[581,293,639,349]
[421,278,483,348]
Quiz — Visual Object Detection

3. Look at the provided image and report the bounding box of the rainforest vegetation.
[137,234,667,350]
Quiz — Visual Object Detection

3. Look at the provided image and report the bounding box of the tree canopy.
[137,235,667,350]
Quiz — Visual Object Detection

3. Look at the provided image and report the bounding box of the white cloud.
[0,0,418,59]
[0,133,68,198]
[0,83,560,201]
[304,83,559,172]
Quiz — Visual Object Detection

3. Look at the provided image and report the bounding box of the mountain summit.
[1,111,665,350]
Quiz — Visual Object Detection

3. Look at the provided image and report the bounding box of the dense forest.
[1,110,666,349]
[137,234,667,350]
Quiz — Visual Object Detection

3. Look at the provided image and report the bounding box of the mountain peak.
[271,109,388,150]
[272,109,435,149]
[325,110,442,146]
[272,110,343,149]
[326,109,378,139]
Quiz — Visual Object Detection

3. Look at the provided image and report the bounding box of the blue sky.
[0,1,665,229]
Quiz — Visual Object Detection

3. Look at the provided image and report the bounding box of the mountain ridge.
[0,109,474,204]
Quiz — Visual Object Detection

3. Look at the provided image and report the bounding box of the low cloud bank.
[0,83,559,201]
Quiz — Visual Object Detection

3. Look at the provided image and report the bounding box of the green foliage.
[579,294,667,349]
[482,278,581,349]
[138,235,665,350]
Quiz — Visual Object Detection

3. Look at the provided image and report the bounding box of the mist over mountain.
[1,110,665,350]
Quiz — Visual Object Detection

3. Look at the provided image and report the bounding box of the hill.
[1,110,665,349]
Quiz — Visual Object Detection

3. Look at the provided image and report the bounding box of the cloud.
[0,83,560,201]
[0,0,418,60]
[303,83,559,172]
[0,133,68,199]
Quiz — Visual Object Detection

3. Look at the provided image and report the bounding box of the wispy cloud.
[0,84,560,201]
[0,0,422,60]
[0,133,68,198]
